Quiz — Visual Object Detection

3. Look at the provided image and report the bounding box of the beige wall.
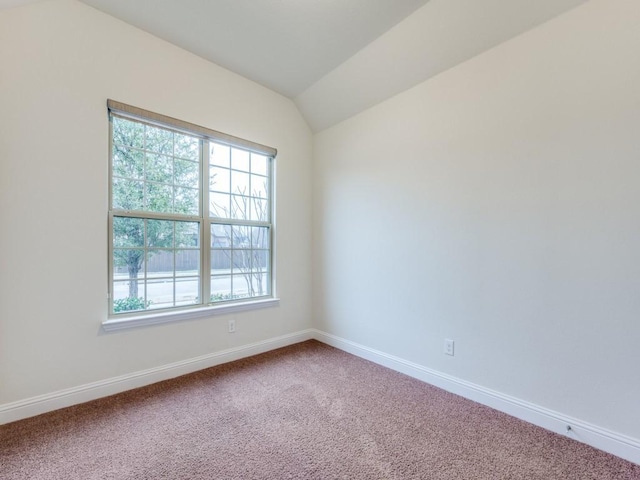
[313,0,640,440]
[0,0,313,404]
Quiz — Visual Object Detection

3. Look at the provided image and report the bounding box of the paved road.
[113,272,261,308]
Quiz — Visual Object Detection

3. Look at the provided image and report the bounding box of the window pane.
[211,224,231,248]
[232,250,250,271]
[147,278,174,310]
[250,174,267,199]
[175,133,199,160]
[112,280,147,312]
[210,192,230,218]
[231,148,250,172]
[175,159,199,188]
[232,226,250,248]
[145,219,173,248]
[113,146,144,179]
[113,217,144,247]
[147,250,173,278]
[112,117,203,218]
[113,280,141,301]
[211,275,232,302]
[174,187,199,215]
[176,221,200,248]
[145,153,173,184]
[252,250,269,273]
[176,277,199,306]
[251,273,269,297]
[113,249,145,279]
[251,153,268,176]
[231,170,250,195]
[210,142,230,167]
[145,183,173,213]
[145,125,173,155]
[232,275,250,298]
[113,178,144,211]
[210,166,230,193]
[250,198,268,222]
[144,276,200,309]
[251,226,269,249]
[230,194,248,220]
[175,250,198,277]
[113,116,144,149]
[211,249,232,273]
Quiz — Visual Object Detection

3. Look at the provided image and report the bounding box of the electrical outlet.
[228,319,236,333]
[444,339,454,356]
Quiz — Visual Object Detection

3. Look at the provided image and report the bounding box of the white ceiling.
[2,0,588,131]
[296,0,588,131]
[79,0,430,98]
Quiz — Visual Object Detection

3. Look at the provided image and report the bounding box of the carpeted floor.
[1,340,638,479]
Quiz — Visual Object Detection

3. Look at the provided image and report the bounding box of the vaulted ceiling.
[2,0,588,131]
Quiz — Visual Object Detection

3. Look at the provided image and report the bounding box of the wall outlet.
[444,339,455,356]
[228,319,236,333]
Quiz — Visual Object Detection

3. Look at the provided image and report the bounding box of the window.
[107,100,276,322]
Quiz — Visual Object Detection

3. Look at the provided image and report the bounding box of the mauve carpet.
[1,340,638,479]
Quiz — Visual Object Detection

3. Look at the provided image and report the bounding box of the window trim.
[102,297,280,332]
[106,100,278,329]
[107,100,277,157]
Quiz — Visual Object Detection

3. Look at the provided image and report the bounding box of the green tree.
[112,117,199,301]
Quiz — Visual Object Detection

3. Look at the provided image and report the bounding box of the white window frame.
[103,100,279,332]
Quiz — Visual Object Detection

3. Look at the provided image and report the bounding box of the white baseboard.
[2,327,638,466]
[0,329,314,426]
[312,329,640,466]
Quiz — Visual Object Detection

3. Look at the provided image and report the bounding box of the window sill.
[102,297,280,332]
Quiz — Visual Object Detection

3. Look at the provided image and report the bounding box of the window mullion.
[268,157,275,296]
[143,219,148,307]
[108,114,115,314]
[209,218,270,228]
[172,223,177,308]
[110,210,201,222]
[202,140,211,306]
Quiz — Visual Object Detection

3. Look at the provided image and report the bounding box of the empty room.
[1,0,639,478]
